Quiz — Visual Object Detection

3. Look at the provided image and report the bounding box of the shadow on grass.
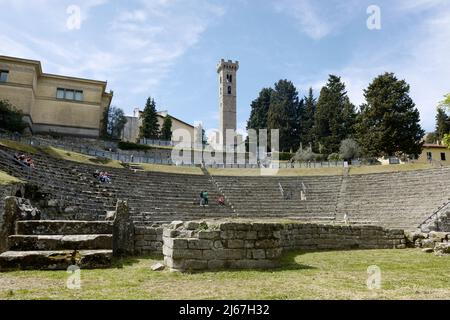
[111,254,164,269]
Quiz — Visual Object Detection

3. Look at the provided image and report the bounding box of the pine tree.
[267,80,301,152]
[301,87,317,149]
[139,97,160,139]
[435,107,450,142]
[315,75,356,155]
[355,72,424,157]
[160,115,173,141]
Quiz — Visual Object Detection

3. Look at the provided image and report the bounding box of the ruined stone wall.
[134,225,164,255]
[162,221,406,272]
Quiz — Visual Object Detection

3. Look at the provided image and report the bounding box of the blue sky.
[1,0,449,134]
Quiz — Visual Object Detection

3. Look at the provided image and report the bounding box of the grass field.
[1,249,449,300]
[208,163,439,177]
[138,163,203,175]
[0,140,38,154]
[0,170,22,185]
[41,146,124,169]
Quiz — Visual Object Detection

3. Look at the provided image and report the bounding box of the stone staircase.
[212,175,341,222]
[0,145,234,224]
[0,220,113,270]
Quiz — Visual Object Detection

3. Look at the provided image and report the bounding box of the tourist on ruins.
[101,172,112,183]
[199,191,205,207]
[93,170,100,179]
[203,191,209,206]
[217,195,225,206]
[25,157,35,169]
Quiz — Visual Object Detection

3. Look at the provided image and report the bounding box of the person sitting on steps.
[217,195,225,206]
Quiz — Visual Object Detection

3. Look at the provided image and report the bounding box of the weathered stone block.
[202,250,216,260]
[244,240,255,249]
[185,222,200,230]
[251,249,266,260]
[164,238,188,249]
[163,229,180,238]
[429,232,449,242]
[434,242,450,255]
[188,239,213,250]
[208,260,226,270]
[255,239,279,249]
[214,241,223,249]
[220,231,235,239]
[265,248,283,259]
[198,230,220,240]
[215,249,245,260]
[227,239,244,249]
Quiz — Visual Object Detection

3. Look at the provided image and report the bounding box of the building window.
[56,88,65,99]
[228,86,232,95]
[441,153,446,161]
[75,90,83,101]
[65,89,75,100]
[0,70,9,83]
[56,88,84,101]
[226,74,233,83]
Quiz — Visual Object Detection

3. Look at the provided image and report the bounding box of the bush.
[273,152,294,161]
[328,153,342,161]
[292,149,324,162]
[0,100,27,133]
[339,138,362,161]
[118,141,155,151]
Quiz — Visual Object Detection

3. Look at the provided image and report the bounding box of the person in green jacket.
[203,191,209,206]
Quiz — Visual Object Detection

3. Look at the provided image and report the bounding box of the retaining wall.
[162,221,406,272]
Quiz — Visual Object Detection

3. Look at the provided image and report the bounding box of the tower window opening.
[228,86,232,95]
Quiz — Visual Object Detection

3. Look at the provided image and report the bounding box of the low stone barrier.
[134,225,164,254]
[162,221,406,272]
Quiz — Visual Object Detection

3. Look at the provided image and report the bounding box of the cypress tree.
[139,97,160,139]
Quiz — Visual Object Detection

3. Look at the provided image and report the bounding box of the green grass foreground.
[1,249,449,300]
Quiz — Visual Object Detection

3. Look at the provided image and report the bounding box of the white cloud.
[273,0,359,40]
[0,0,226,112]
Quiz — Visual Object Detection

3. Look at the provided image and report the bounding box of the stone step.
[16,220,113,235]
[8,234,112,251]
[0,250,112,271]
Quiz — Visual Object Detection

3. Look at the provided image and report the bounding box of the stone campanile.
[217,59,239,147]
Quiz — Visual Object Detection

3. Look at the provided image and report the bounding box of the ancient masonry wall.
[134,225,164,254]
[162,221,406,272]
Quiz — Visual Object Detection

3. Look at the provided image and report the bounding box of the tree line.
[100,96,173,142]
[247,72,425,161]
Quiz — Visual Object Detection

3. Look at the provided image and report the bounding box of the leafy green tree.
[439,93,450,111]
[0,100,27,133]
[435,107,450,141]
[160,116,173,141]
[315,75,356,155]
[339,138,362,161]
[355,73,424,157]
[301,87,317,148]
[267,80,302,152]
[139,97,160,139]
[104,106,127,140]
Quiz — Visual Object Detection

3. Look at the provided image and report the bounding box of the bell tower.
[217,59,239,148]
